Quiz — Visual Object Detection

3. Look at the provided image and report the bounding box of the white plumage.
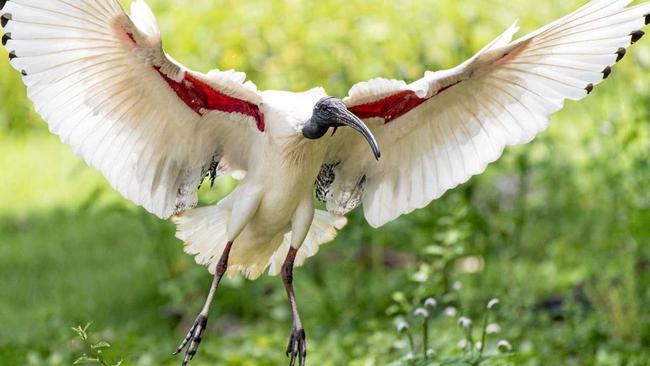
[331,1,650,227]
[2,0,648,364]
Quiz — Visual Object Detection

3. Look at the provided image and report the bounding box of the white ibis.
[2,0,648,364]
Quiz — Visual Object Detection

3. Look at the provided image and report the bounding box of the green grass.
[1,0,650,365]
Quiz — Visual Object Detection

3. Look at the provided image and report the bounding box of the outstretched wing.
[321,0,649,227]
[1,0,265,218]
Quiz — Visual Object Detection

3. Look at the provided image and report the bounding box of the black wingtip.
[602,66,612,80]
[1,13,10,28]
[8,50,15,59]
[0,0,7,11]
[21,69,26,76]
[585,83,594,95]
[646,14,650,26]
[631,30,645,44]
[1,32,9,46]
[616,47,626,62]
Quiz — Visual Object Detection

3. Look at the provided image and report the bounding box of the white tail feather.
[174,207,347,279]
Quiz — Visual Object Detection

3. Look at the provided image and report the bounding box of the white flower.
[457,339,468,350]
[452,281,462,291]
[424,297,437,309]
[443,306,458,317]
[413,307,429,318]
[395,317,409,333]
[486,323,501,334]
[475,342,482,350]
[405,352,414,361]
[412,270,428,283]
[458,316,472,329]
[487,298,500,310]
[426,348,436,358]
[497,340,513,353]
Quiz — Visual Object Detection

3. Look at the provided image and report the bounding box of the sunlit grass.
[0,133,126,215]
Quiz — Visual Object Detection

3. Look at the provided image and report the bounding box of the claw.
[174,314,208,366]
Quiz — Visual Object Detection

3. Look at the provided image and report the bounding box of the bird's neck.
[278,134,327,169]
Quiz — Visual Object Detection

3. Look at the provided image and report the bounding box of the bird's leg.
[282,247,307,366]
[174,240,234,366]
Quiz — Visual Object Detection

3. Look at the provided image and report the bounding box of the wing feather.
[325,0,649,227]
[2,0,264,218]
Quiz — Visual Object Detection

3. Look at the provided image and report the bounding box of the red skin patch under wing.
[121,26,264,131]
[348,90,427,123]
[155,68,265,132]
[347,43,529,124]
[348,82,461,123]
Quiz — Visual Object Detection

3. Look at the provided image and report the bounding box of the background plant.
[71,324,122,366]
[389,297,513,366]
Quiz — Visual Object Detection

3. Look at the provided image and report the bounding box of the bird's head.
[303,97,381,160]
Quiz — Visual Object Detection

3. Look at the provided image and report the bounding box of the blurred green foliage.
[1,0,649,365]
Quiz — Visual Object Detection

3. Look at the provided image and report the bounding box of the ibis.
[2,0,649,364]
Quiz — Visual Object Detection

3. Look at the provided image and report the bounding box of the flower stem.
[478,310,489,358]
[406,330,416,355]
[423,318,429,358]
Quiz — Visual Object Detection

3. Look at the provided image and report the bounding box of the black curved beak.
[335,108,381,160]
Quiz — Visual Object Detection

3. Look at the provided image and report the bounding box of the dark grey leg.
[174,240,234,366]
[282,247,307,366]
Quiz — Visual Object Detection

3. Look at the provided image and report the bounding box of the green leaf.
[91,341,111,350]
[73,356,100,365]
[423,245,447,256]
[72,325,88,341]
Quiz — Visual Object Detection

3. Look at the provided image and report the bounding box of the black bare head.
[303,97,381,160]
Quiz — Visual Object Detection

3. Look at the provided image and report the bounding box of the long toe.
[286,334,296,366]
[174,320,198,355]
[299,335,307,366]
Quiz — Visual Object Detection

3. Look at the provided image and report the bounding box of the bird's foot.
[285,327,307,366]
[173,314,208,366]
